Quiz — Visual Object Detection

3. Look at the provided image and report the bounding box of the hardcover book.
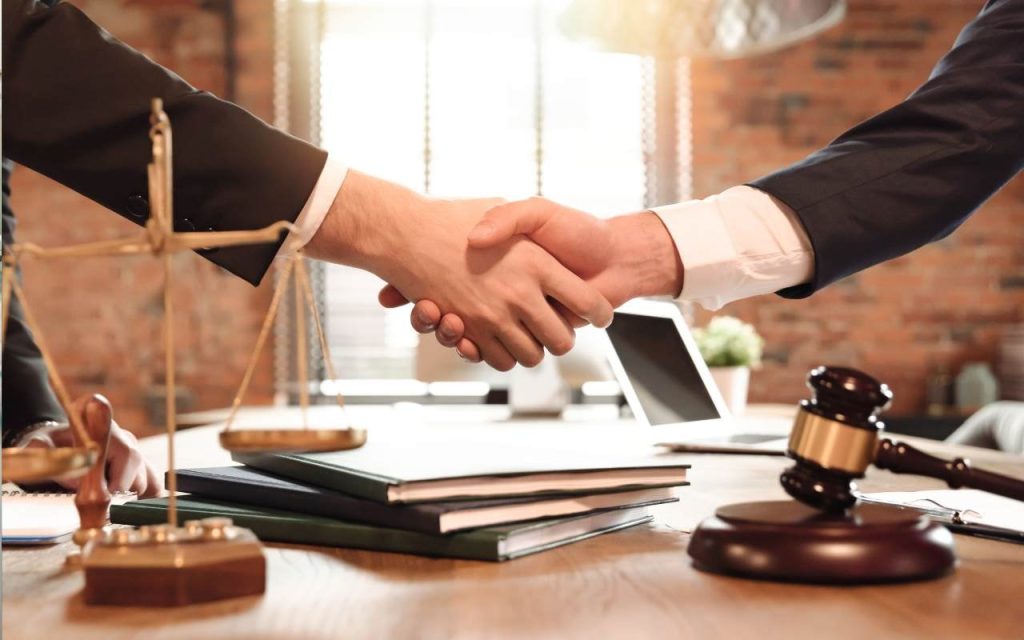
[233,439,689,504]
[111,497,653,562]
[174,466,680,534]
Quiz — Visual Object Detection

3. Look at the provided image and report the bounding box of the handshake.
[305,171,684,371]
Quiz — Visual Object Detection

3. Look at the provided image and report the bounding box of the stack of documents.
[112,440,689,561]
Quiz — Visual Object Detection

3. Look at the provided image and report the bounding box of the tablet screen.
[606,312,721,425]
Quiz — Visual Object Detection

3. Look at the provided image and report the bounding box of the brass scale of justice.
[1,99,365,606]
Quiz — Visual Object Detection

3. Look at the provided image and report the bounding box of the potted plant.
[693,316,764,416]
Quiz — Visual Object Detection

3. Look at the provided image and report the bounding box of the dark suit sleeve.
[749,0,1024,299]
[2,0,328,286]
[1,293,67,444]
[3,161,66,443]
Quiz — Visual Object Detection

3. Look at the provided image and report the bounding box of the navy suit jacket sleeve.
[2,0,328,286]
[750,0,1024,299]
[3,161,66,441]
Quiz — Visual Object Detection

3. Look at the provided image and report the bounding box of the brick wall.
[689,0,1024,414]
[7,0,278,434]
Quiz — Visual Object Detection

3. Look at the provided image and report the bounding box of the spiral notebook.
[1,487,135,545]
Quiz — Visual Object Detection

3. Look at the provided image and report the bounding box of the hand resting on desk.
[19,395,160,497]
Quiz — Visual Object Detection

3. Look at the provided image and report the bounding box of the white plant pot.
[709,366,750,416]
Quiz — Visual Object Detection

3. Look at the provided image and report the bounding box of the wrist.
[607,212,684,299]
[304,170,425,273]
[5,420,66,448]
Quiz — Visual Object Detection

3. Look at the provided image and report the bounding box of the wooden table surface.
[4,405,1024,640]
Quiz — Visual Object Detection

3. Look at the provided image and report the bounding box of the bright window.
[301,0,658,382]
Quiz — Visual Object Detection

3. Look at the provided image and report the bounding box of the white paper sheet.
[862,489,1024,533]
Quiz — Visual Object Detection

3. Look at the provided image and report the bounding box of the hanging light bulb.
[561,0,845,59]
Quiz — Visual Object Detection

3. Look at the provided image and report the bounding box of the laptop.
[603,299,788,455]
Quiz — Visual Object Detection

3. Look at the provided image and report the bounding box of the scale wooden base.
[82,519,265,607]
[688,501,956,584]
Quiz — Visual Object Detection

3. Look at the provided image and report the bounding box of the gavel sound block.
[688,366,1024,584]
[71,396,266,607]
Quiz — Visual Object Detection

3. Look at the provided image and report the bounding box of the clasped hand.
[305,172,682,369]
[306,173,621,371]
[374,196,685,366]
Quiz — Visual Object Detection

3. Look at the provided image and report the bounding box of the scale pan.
[219,428,367,454]
[1,447,97,484]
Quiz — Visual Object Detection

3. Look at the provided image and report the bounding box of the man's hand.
[21,403,160,498]
[305,174,614,371]
[380,197,684,362]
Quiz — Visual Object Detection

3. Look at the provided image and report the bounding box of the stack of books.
[112,440,689,561]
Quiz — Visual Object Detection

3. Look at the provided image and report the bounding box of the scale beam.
[0,98,367,606]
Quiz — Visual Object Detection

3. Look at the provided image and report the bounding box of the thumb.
[467,198,554,248]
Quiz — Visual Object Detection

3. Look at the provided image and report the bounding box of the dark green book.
[233,440,689,504]
[111,497,653,562]
[173,466,680,534]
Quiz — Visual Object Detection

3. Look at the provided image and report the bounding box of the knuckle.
[500,277,524,296]
[587,296,608,321]
[476,310,501,331]
[521,351,544,368]
[489,355,513,372]
[549,335,575,356]
[438,314,456,330]
[507,292,531,316]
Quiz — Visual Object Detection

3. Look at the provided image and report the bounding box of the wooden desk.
[4,405,1024,639]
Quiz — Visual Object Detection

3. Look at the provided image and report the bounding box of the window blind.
[278,0,689,390]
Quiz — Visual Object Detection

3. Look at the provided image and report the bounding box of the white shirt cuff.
[652,185,814,310]
[276,154,349,257]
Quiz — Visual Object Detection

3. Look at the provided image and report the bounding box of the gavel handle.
[875,438,1024,503]
[74,395,114,534]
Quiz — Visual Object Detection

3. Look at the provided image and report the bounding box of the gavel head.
[780,366,892,512]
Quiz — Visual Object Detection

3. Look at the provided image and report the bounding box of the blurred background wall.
[7,0,1021,433]
[688,0,1023,413]
[7,0,279,433]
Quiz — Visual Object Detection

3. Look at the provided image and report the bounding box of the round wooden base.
[688,500,956,584]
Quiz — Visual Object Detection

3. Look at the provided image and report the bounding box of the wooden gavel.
[781,366,1024,513]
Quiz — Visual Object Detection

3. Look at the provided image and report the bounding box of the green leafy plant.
[693,316,764,368]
